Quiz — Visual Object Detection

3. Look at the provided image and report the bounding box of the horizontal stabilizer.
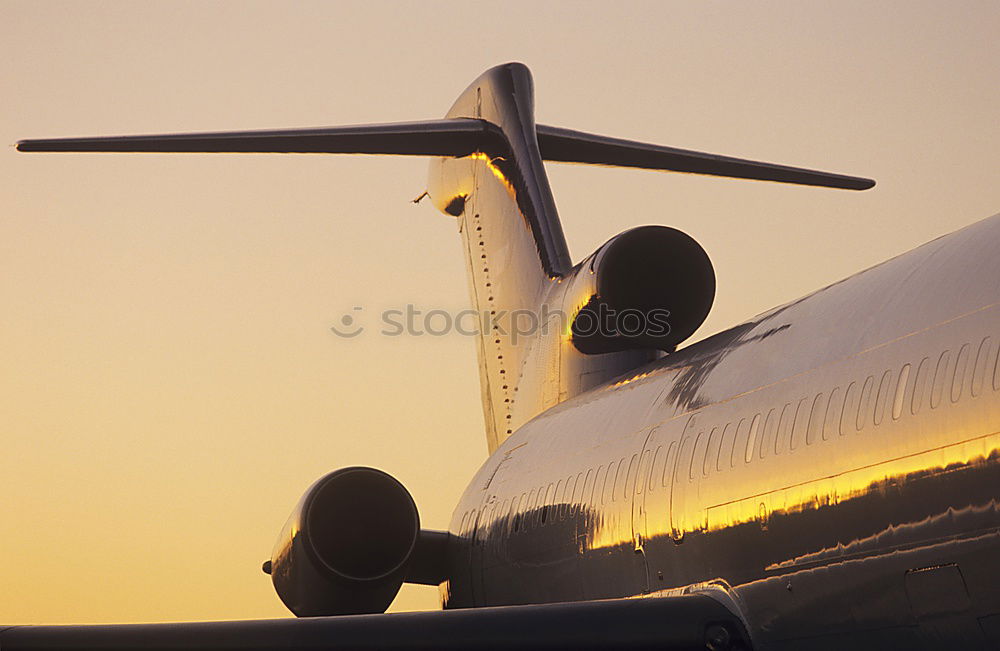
[18,118,874,190]
[536,125,875,190]
[16,119,490,156]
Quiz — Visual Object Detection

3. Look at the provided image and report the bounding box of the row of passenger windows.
[678,335,997,482]
[463,451,647,538]
[461,336,997,538]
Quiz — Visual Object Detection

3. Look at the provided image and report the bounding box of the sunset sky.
[2,1,999,623]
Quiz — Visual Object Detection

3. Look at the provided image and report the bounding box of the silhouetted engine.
[268,467,446,617]
[568,225,715,354]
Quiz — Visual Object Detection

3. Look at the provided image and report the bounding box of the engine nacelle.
[569,225,715,354]
[269,467,423,617]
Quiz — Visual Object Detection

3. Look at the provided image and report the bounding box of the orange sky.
[2,0,999,624]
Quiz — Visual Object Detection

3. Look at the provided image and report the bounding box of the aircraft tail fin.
[15,119,492,156]
[535,125,875,190]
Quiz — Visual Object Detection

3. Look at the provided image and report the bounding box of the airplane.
[7,62,999,650]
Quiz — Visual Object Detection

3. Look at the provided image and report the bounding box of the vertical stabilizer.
[428,63,570,453]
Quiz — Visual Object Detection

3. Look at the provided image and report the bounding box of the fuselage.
[444,212,1000,649]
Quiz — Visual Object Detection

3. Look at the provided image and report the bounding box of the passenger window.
[554,479,564,519]
[648,446,662,492]
[573,475,583,512]
[775,403,793,454]
[703,427,720,476]
[537,485,548,526]
[806,393,825,445]
[674,437,691,485]
[593,465,607,505]
[930,350,951,409]
[583,469,594,508]
[717,422,736,470]
[856,376,874,431]
[603,461,618,504]
[492,501,502,528]
[730,418,749,466]
[911,357,930,415]
[972,337,992,397]
[478,505,492,539]
[745,413,761,463]
[993,338,1000,391]
[636,449,651,495]
[613,457,628,501]
[541,483,554,524]
[840,382,857,435]
[951,343,970,403]
[823,387,842,440]
[624,454,638,497]
[790,398,810,449]
[661,441,677,488]
[873,371,892,426]
[608,457,628,502]
[690,432,706,480]
[557,476,568,519]
[567,474,577,517]
[892,364,910,420]
[759,408,777,460]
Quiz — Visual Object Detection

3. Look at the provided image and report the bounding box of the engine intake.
[570,225,714,354]
[269,467,439,617]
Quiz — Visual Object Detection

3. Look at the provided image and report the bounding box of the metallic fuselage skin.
[432,66,1000,650]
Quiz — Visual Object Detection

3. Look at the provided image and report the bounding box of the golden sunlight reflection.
[563,293,596,339]
[612,371,655,388]
[469,152,516,198]
[701,431,1000,536]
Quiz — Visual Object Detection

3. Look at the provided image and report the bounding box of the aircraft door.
[469,498,491,605]
[669,414,701,543]
[472,447,519,605]
[630,427,657,594]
